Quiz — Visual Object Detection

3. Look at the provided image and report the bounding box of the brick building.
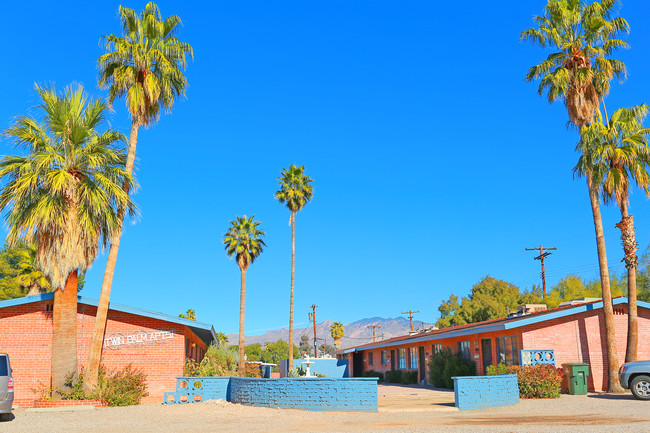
[0,293,216,407]
[338,297,650,391]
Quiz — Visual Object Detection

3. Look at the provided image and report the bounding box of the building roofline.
[0,293,216,346]
[340,297,642,354]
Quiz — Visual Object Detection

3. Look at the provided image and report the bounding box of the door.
[481,338,493,374]
[418,346,426,384]
[352,352,364,377]
[390,349,395,370]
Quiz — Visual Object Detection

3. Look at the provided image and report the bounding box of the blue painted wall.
[229,377,377,412]
[164,377,230,404]
[453,374,519,411]
[279,358,349,378]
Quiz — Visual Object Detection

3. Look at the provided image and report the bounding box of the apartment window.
[432,344,442,354]
[408,347,418,369]
[496,335,519,365]
[398,348,406,369]
[458,340,471,360]
[381,350,387,365]
[369,352,374,366]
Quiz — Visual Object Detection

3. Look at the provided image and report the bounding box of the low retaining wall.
[164,376,378,412]
[452,374,519,411]
[279,358,349,378]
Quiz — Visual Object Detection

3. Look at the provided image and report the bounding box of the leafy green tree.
[244,343,263,362]
[85,1,194,393]
[223,215,266,376]
[263,339,300,363]
[523,0,630,393]
[0,84,134,397]
[275,165,313,368]
[636,247,650,303]
[179,308,196,320]
[580,105,650,362]
[299,334,312,356]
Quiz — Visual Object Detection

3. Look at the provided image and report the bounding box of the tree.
[0,84,134,396]
[545,274,624,308]
[522,0,629,393]
[179,308,196,320]
[85,1,194,393]
[274,165,313,369]
[223,215,266,376]
[263,339,300,364]
[579,105,650,362]
[330,321,345,349]
[299,334,312,356]
[244,343,264,362]
[215,332,229,347]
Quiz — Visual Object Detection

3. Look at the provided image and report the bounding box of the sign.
[104,330,175,349]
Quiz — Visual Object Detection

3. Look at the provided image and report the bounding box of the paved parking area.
[1,385,649,432]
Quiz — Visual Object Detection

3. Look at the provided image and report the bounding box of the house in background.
[0,293,216,407]
[337,297,650,391]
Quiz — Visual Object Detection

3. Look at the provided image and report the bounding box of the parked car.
[0,353,13,421]
[619,360,650,400]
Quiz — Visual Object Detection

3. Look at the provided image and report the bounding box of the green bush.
[400,371,418,385]
[428,347,476,389]
[486,362,508,376]
[506,364,562,399]
[363,370,385,382]
[184,343,239,377]
[384,369,402,383]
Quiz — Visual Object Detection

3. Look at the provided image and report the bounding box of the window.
[0,355,7,376]
[408,347,418,369]
[369,352,374,366]
[398,348,406,369]
[496,335,519,365]
[458,341,471,360]
[381,350,387,365]
[432,344,442,354]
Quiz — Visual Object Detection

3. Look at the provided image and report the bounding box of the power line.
[525,244,557,298]
[401,310,420,332]
[366,325,381,343]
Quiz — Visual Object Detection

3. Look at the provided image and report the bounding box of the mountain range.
[228,316,435,350]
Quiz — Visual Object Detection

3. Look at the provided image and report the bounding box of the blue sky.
[1,1,650,335]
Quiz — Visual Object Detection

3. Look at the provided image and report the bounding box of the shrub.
[428,348,476,389]
[363,370,385,382]
[384,369,402,383]
[400,371,418,385]
[245,363,262,378]
[95,364,149,406]
[486,362,508,376]
[184,343,239,377]
[506,364,562,399]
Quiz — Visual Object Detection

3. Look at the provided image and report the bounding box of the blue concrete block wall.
[452,374,519,411]
[229,377,378,412]
[279,358,349,378]
[164,376,231,404]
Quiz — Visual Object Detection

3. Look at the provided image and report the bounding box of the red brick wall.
[0,299,206,407]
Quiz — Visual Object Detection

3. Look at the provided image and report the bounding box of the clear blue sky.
[1,1,650,335]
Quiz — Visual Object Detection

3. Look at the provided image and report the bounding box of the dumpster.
[562,362,590,395]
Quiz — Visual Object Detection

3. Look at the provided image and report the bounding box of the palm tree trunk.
[51,270,78,399]
[587,176,623,392]
[83,118,140,393]
[239,268,247,377]
[617,201,638,362]
[288,212,296,369]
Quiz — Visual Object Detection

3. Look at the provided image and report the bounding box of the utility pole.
[401,310,420,332]
[366,325,381,343]
[525,244,557,298]
[309,304,318,357]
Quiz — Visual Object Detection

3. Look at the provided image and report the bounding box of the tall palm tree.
[522,0,629,392]
[275,165,313,368]
[0,84,134,396]
[223,215,266,376]
[85,1,193,392]
[578,105,650,362]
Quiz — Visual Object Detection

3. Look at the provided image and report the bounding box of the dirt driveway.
[2,384,649,432]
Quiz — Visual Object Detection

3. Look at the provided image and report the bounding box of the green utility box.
[562,362,590,395]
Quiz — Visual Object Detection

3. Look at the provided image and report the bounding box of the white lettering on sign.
[104,330,175,349]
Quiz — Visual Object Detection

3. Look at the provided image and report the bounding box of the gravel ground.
[2,387,649,433]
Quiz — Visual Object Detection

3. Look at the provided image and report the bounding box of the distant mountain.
[227,316,434,350]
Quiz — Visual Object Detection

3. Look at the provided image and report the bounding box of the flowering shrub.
[507,364,562,399]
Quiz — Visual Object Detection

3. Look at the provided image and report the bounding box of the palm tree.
[223,215,266,376]
[330,321,345,349]
[522,0,629,392]
[85,1,193,392]
[275,165,313,367]
[578,105,650,362]
[0,84,134,397]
